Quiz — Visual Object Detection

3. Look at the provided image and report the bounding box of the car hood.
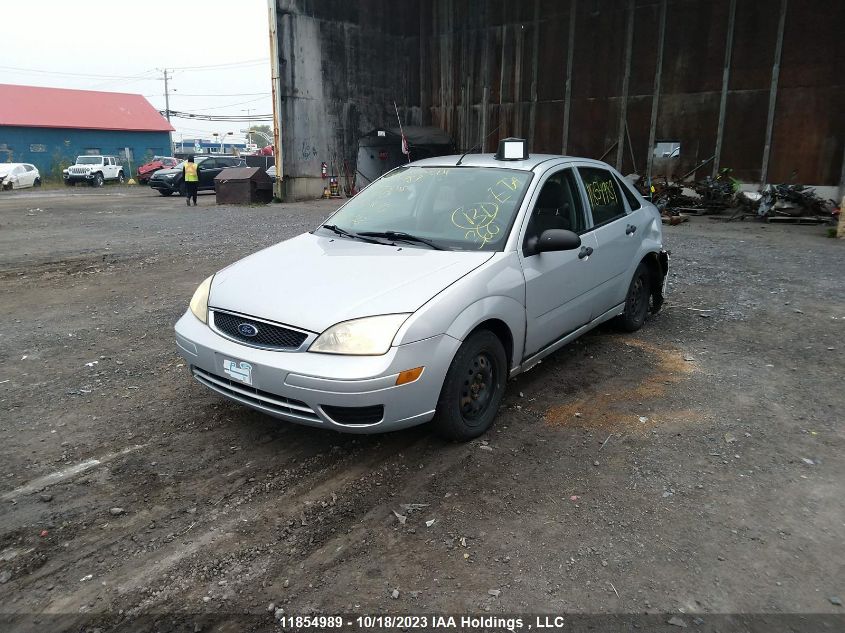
[209,232,494,333]
[152,168,180,178]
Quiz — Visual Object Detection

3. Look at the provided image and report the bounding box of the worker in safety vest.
[183,156,199,206]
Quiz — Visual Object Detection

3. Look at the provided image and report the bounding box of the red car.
[137,156,179,184]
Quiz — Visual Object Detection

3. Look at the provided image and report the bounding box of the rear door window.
[578,167,627,227]
[613,174,642,210]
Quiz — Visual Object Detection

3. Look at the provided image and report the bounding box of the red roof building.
[0,84,173,132]
[0,84,174,177]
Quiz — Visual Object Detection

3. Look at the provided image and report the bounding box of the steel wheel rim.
[629,276,647,318]
[460,352,496,422]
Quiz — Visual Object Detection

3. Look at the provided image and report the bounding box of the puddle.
[544,338,699,429]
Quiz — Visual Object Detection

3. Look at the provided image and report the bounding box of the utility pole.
[242,109,253,147]
[159,68,172,123]
[158,68,173,155]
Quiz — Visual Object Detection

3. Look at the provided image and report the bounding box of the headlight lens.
[309,314,410,355]
[189,275,213,323]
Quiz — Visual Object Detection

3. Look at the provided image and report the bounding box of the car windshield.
[76,157,102,164]
[322,166,533,251]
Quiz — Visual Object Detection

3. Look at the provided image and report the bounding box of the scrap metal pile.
[640,169,838,225]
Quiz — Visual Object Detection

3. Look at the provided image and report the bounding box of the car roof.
[411,153,614,172]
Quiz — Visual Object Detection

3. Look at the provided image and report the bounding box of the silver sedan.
[175,139,668,440]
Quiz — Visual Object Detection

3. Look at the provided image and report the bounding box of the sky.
[2,0,273,144]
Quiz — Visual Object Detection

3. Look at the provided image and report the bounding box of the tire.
[117,171,125,184]
[65,180,74,187]
[92,173,104,188]
[617,262,651,332]
[431,329,508,441]
[34,178,42,187]
[158,190,173,197]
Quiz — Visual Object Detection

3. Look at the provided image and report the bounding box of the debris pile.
[639,169,836,226]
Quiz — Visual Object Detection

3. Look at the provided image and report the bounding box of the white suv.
[63,156,125,187]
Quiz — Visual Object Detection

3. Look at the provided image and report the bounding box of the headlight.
[164,173,176,179]
[309,314,410,355]
[189,275,213,323]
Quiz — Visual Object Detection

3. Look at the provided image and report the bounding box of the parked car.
[137,156,179,184]
[63,155,124,187]
[0,163,41,190]
[149,156,246,196]
[175,139,668,440]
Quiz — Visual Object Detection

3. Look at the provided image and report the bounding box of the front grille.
[212,310,308,350]
[192,366,319,421]
[321,405,384,426]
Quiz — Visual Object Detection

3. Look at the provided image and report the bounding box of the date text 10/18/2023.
[278,615,581,629]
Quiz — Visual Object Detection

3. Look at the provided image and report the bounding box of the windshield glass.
[323,166,532,251]
[76,157,102,165]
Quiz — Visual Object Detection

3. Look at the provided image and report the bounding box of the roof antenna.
[456,125,501,166]
[393,101,411,163]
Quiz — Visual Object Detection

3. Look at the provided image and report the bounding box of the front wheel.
[158,190,173,197]
[34,178,42,187]
[92,173,104,187]
[431,330,507,441]
[617,262,652,332]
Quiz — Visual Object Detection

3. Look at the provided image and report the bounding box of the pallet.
[766,216,829,225]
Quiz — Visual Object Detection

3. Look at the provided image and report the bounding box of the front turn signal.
[395,366,424,386]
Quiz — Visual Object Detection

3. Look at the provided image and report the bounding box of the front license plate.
[222,358,254,386]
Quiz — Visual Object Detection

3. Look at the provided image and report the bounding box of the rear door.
[519,167,599,356]
[576,165,647,316]
[23,165,36,187]
[197,158,220,188]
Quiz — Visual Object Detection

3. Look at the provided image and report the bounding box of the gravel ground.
[0,186,843,631]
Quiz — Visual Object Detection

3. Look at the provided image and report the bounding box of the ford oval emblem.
[237,323,259,337]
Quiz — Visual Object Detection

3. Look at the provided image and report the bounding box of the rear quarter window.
[613,174,642,210]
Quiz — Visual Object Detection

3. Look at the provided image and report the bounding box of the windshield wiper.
[357,231,447,250]
[320,224,385,245]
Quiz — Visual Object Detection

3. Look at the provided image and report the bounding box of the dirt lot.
[0,186,843,630]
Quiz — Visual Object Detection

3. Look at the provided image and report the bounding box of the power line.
[165,110,273,122]
[169,58,267,71]
[0,65,156,79]
[181,96,269,112]
[144,91,270,98]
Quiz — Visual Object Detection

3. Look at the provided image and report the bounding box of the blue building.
[0,84,173,180]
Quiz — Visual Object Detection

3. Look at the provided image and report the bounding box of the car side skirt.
[510,302,625,378]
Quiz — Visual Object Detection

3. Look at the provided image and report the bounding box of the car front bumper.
[174,310,459,433]
[150,179,179,193]
[63,173,96,183]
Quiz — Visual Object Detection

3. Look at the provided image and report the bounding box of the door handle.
[626,224,637,235]
[578,246,593,260]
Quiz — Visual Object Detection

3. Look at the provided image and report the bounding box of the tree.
[247,125,273,149]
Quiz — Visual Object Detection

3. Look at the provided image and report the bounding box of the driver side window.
[522,169,586,256]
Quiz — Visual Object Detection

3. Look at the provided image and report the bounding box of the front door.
[519,168,599,357]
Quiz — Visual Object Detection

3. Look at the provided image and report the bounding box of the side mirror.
[537,229,581,253]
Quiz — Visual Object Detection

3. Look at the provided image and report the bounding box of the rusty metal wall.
[419,0,845,185]
[272,0,844,192]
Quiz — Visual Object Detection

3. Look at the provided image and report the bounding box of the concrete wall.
[0,127,171,180]
[273,0,420,199]
[272,0,845,198]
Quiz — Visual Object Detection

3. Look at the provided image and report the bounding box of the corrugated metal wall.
[419,0,844,185]
[273,0,844,189]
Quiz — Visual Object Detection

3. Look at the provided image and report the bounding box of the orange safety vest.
[184,162,199,182]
